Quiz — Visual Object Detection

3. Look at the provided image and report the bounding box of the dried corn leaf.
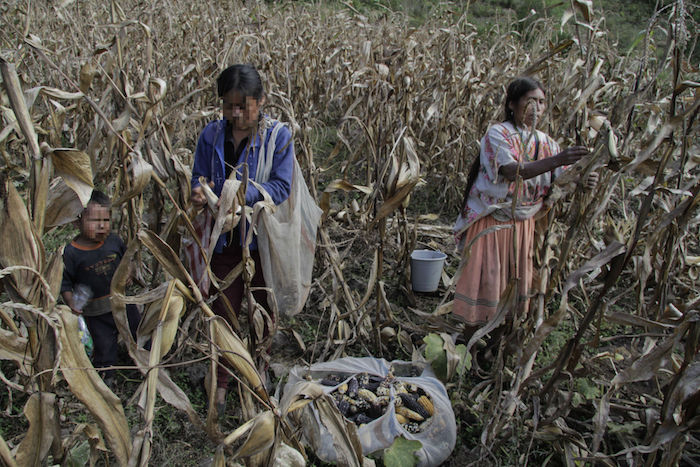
[44,178,84,229]
[279,380,324,416]
[57,306,131,465]
[0,58,41,161]
[136,229,191,285]
[48,148,94,206]
[210,317,268,403]
[320,179,373,214]
[14,392,60,466]
[573,0,593,22]
[0,178,42,302]
[611,338,674,385]
[625,99,700,172]
[110,245,204,435]
[0,434,16,467]
[33,86,84,101]
[113,152,153,205]
[129,283,183,466]
[0,328,33,372]
[315,393,363,467]
[223,410,275,459]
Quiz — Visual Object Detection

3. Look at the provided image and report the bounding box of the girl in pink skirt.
[453,77,598,342]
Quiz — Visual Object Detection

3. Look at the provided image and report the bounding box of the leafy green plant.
[383,436,422,467]
[423,333,469,381]
[64,440,90,467]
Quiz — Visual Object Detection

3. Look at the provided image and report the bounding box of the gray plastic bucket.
[410,249,447,292]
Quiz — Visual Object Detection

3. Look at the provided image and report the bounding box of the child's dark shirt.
[61,233,126,317]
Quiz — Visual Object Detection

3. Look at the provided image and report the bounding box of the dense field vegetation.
[0,0,698,465]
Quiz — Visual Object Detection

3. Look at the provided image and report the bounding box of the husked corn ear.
[395,406,424,422]
[398,393,429,419]
[375,395,390,406]
[358,388,378,403]
[418,395,434,416]
[395,413,409,424]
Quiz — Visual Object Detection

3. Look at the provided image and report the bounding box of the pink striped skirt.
[453,215,535,325]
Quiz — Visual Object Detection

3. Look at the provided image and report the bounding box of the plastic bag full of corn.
[284,357,456,466]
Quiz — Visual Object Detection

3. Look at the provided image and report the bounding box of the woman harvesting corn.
[453,77,598,344]
[190,64,294,414]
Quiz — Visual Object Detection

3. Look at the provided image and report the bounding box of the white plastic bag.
[285,357,456,466]
[256,123,322,316]
[72,285,94,356]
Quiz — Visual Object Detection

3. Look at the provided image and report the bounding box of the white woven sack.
[256,123,322,316]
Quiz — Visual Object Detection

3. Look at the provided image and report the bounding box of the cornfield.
[1,0,698,465]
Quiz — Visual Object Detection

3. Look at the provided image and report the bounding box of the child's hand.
[70,307,83,315]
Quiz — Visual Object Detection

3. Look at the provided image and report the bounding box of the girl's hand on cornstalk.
[556,146,590,166]
[584,171,599,190]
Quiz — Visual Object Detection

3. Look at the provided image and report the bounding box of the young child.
[60,190,140,386]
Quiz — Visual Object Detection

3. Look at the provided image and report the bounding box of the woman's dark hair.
[217,64,264,100]
[461,154,481,214]
[504,76,545,123]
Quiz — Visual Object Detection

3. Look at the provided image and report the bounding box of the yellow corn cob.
[358,388,378,403]
[418,396,434,416]
[395,406,424,422]
[395,413,408,424]
[375,396,390,406]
